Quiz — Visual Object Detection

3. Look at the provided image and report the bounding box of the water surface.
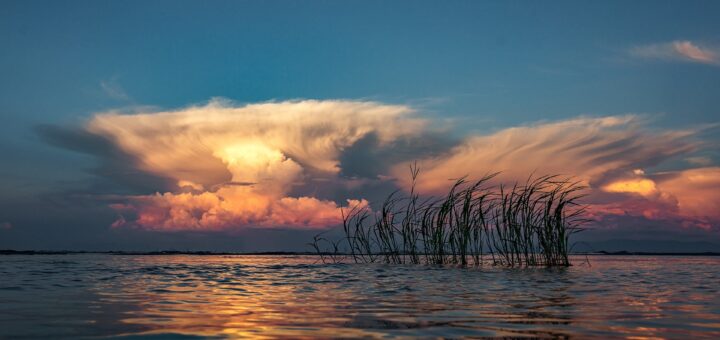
[1,255,718,339]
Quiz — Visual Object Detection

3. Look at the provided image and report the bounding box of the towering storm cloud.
[73,100,718,233]
[88,100,424,231]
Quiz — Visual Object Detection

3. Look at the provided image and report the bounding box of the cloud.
[85,99,424,231]
[686,156,713,166]
[100,78,131,101]
[655,167,720,226]
[391,115,719,229]
[110,190,368,232]
[586,167,720,230]
[46,98,717,234]
[36,124,175,193]
[394,115,695,192]
[630,40,719,65]
[0,222,11,230]
[602,178,658,197]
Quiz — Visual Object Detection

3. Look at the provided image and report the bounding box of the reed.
[311,166,588,267]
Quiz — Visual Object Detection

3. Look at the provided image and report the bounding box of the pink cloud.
[656,167,720,224]
[112,187,368,231]
[631,40,718,65]
[589,167,720,230]
[672,41,716,63]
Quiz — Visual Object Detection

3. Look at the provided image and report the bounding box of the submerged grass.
[312,165,589,267]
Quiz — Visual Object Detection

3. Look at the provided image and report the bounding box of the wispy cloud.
[630,40,719,65]
[686,156,713,166]
[100,78,131,101]
[393,115,719,230]
[394,115,696,192]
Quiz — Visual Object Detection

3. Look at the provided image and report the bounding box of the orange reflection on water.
[76,255,720,339]
[95,256,397,339]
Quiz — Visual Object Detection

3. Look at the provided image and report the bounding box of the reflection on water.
[1,255,719,339]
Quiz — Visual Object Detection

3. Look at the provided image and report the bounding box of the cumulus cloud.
[630,40,719,65]
[110,190,368,232]
[655,167,720,226]
[87,99,423,231]
[586,167,720,230]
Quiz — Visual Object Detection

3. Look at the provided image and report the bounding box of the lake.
[1,255,718,339]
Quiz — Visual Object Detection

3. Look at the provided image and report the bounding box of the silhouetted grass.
[312,165,588,267]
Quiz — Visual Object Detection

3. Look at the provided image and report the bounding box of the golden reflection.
[94,256,394,339]
[87,255,720,339]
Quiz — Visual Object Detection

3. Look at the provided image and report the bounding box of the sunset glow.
[2,2,720,339]
[89,100,414,230]
[1,0,719,251]
[69,102,720,233]
[603,178,658,197]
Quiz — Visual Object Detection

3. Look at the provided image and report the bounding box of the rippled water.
[1,255,719,339]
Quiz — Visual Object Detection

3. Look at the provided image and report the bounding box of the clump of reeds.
[311,165,589,267]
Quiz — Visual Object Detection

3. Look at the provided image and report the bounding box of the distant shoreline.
[1,250,719,256]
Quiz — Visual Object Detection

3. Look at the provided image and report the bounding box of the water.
[0,255,718,339]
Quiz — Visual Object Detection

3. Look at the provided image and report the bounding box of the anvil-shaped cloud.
[90,100,423,230]
[74,99,718,232]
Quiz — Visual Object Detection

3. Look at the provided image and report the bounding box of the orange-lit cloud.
[602,178,658,197]
[84,99,717,232]
[585,168,720,230]
[656,167,720,225]
[391,116,718,229]
[89,99,424,188]
[111,189,368,231]
[90,100,422,231]
[394,116,695,193]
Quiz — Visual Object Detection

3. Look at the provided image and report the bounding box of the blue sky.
[1,1,719,251]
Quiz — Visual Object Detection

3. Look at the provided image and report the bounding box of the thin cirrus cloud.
[100,78,131,101]
[630,40,719,65]
[87,99,424,231]
[72,99,718,232]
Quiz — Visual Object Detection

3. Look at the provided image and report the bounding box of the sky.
[1,0,719,252]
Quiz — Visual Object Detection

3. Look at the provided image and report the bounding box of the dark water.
[0,255,718,339]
